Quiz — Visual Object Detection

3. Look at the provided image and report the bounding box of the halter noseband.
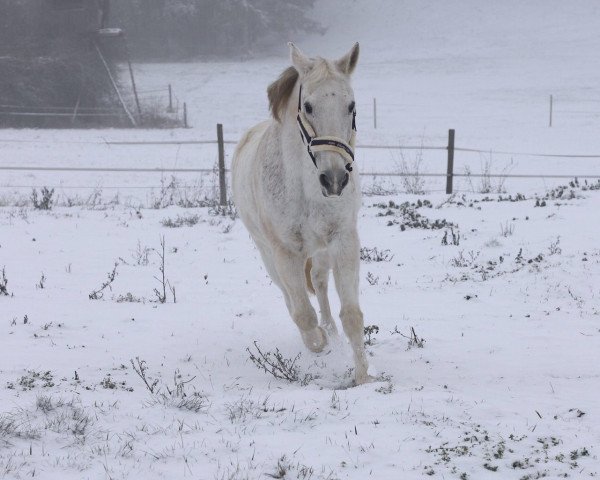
[296,85,357,172]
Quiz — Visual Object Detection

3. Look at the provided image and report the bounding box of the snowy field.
[1,182,599,480]
[1,1,600,478]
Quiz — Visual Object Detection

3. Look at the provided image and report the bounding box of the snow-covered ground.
[1,182,599,479]
[1,1,599,478]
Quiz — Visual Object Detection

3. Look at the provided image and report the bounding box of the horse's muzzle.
[320,169,350,197]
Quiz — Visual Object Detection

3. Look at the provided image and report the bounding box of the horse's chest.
[311,214,340,242]
[290,211,343,254]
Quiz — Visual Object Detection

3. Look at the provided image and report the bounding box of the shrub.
[31,187,54,210]
[247,341,313,385]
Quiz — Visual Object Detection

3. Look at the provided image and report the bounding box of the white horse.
[232,43,370,385]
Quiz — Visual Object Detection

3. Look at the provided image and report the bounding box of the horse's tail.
[305,258,315,295]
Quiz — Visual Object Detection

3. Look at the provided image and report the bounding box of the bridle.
[296,85,357,172]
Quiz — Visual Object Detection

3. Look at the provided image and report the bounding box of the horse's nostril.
[319,173,331,189]
[341,172,350,189]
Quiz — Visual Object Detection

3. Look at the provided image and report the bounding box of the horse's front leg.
[274,248,328,353]
[309,252,338,337]
[331,230,371,385]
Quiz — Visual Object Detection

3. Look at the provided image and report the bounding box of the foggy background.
[111,0,321,59]
[0,0,320,127]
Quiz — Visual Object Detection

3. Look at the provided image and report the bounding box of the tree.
[0,0,123,127]
[111,0,322,60]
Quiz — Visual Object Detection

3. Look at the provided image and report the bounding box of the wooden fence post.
[71,93,81,124]
[94,42,136,127]
[183,102,188,128]
[446,129,455,194]
[168,84,173,112]
[217,123,227,206]
[373,97,377,129]
[123,37,142,121]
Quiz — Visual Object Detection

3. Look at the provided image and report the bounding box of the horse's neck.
[277,114,322,199]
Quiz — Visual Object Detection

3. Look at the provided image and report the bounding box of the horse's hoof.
[301,326,327,353]
[322,320,339,338]
[354,373,375,386]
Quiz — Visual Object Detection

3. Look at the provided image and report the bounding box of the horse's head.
[289,43,359,197]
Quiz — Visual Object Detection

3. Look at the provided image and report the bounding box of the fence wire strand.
[2,172,599,192]
[1,135,599,192]
[2,136,600,159]
[454,147,600,159]
[0,166,215,173]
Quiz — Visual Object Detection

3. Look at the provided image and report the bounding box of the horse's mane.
[267,66,299,123]
[267,59,339,123]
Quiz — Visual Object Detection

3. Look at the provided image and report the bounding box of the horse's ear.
[336,42,360,75]
[288,42,312,75]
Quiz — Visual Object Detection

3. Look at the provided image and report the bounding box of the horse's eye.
[348,101,355,114]
[304,102,313,115]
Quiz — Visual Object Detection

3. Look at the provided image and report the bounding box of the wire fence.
[547,94,600,127]
[0,112,126,118]
[1,165,598,180]
[0,104,123,113]
[0,83,184,125]
[2,135,600,158]
[454,147,600,159]
[1,127,600,199]
[0,104,126,119]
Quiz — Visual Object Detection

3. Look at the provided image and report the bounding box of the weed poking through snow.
[0,267,10,296]
[366,272,379,285]
[89,262,118,300]
[395,147,427,194]
[131,240,152,266]
[31,187,54,210]
[441,227,460,246]
[130,357,159,394]
[364,325,379,345]
[161,213,200,228]
[145,369,208,413]
[360,247,394,262]
[500,221,515,237]
[374,200,454,231]
[549,236,562,255]
[247,341,314,386]
[153,235,176,303]
[392,326,426,349]
[129,358,207,412]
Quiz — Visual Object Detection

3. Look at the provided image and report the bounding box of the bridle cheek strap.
[296,87,357,173]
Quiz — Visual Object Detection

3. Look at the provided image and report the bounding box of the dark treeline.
[0,0,123,126]
[111,0,322,60]
[0,0,321,127]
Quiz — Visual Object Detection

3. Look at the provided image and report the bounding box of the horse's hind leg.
[274,248,327,353]
[255,240,292,310]
[309,252,338,337]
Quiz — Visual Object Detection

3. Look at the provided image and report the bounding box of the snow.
[1,1,599,479]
